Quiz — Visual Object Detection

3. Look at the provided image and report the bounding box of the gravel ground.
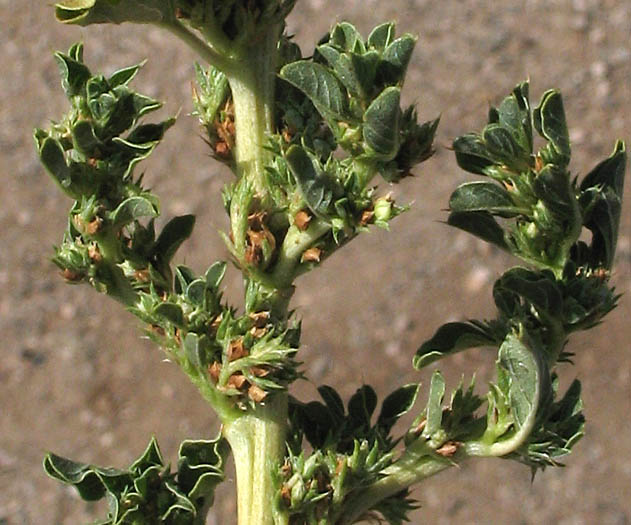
[1,1,630,523]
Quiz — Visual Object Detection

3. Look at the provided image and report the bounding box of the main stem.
[223,395,288,525]
[222,25,289,525]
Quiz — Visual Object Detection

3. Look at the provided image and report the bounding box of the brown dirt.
[1,1,630,523]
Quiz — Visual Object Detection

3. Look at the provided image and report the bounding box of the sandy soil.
[1,1,630,523]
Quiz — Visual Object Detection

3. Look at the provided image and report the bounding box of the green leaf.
[581,139,626,197]
[348,385,378,430]
[153,215,195,264]
[453,133,496,175]
[493,268,563,322]
[130,436,164,473]
[467,330,549,457]
[579,140,626,269]
[316,44,341,69]
[533,89,571,167]
[44,453,106,501]
[205,261,227,290]
[379,35,416,85]
[154,302,185,327]
[498,333,539,429]
[482,124,530,171]
[71,120,102,157]
[520,377,585,473]
[125,118,175,145]
[110,196,159,228]
[54,46,91,96]
[37,137,73,195]
[55,0,171,25]
[174,265,197,294]
[377,384,420,437]
[285,145,337,217]
[183,332,203,369]
[318,385,346,424]
[492,81,533,156]
[280,61,349,124]
[447,211,509,250]
[449,181,524,217]
[424,371,446,438]
[367,22,396,51]
[532,164,575,222]
[330,22,364,52]
[414,321,504,369]
[334,51,380,100]
[108,62,144,87]
[363,86,401,159]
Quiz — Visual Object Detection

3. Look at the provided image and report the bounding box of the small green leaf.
[44,453,106,501]
[495,81,533,155]
[532,164,575,222]
[110,196,159,228]
[71,120,102,157]
[154,302,185,327]
[108,62,144,87]
[38,137,73,195]
[494,268,563,323]
[424,371,446,437]
[348,385,378,429]
[285,145,337,217]
[482,124,530,171]
[579,140,626,269]
[449,181,524,217]
[377,383,420,436]
[174,265,197,294]
[415,321,503,369]
[533,89,571,167]
[363,86,401,159]
[581,139,626,197]
[316,44,341,68]
[153,215,195,264]
[205,261,227,290]
[379,35,416,84]
[183,332,203,369]
[318,385,345,424]
[330,22,364,52]
[55,0,170,25]
[367,22,395,51]
[280,61,349,124]
[333,51,379,100]
[497,332,545,430]
[453,133,496,175]
[125,118,175,145]
[130,436,164,473]
[54,47,91,96]
[447,211,509,250]
[186,279,207,305]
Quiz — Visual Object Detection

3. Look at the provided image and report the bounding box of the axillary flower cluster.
[35,1,625,524]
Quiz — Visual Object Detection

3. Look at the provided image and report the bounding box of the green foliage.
[279,385,420,523]
[411,81,624,481]
[44,436,228,524]
[36,6,626,525]
[280,22,437,183]
[449,82,625,276]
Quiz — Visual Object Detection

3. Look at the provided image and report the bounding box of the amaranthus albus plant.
[35,1,626,524]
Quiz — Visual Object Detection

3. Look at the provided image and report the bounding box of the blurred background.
[1,1,629,523]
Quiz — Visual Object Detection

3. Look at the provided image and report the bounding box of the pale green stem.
[271,220,332,287]
[335,451,455,525]
[161,19,235,74]
[223,395,288,525]
[228,29,279,198]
